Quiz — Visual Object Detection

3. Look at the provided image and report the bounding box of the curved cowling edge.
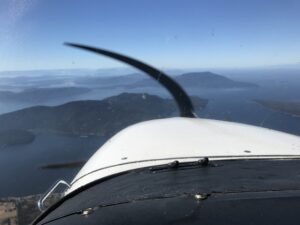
[66,117,300,194]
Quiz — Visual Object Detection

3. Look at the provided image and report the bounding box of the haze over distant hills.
[71,71,258,89]
[129,72,258,89]
[0,70,258,89]
[73,73,143,87]
[0,93,208,147]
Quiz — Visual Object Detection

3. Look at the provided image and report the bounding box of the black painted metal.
[33,159,300,225]
[38,192,300,225]
[64,43,196,118]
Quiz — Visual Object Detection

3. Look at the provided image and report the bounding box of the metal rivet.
[194,194,208,200]
[168,160,179,168]
[198,157,209,166]
[82,208,93,216]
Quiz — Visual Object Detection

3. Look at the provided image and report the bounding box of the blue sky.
[0,0,300,71]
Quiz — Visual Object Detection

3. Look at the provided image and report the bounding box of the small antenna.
[65,43,197,118]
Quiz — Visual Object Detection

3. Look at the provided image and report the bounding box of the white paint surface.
[66,118,300,194]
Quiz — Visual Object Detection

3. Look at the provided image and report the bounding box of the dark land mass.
[129,72,258,89]
[40,161,86,169]
[255,99,300,117]
[0,129,35,148]
[0,87,90,103]
[0,93,208,138]
[0,194,61,225]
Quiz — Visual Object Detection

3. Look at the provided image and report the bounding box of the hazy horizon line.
[1,62,300,74]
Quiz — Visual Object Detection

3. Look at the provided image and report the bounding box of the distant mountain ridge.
[129,72,258,89]
[0,93,208,139]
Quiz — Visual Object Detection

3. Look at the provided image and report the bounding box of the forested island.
[0,93,208,147]
[255,99,300,117]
